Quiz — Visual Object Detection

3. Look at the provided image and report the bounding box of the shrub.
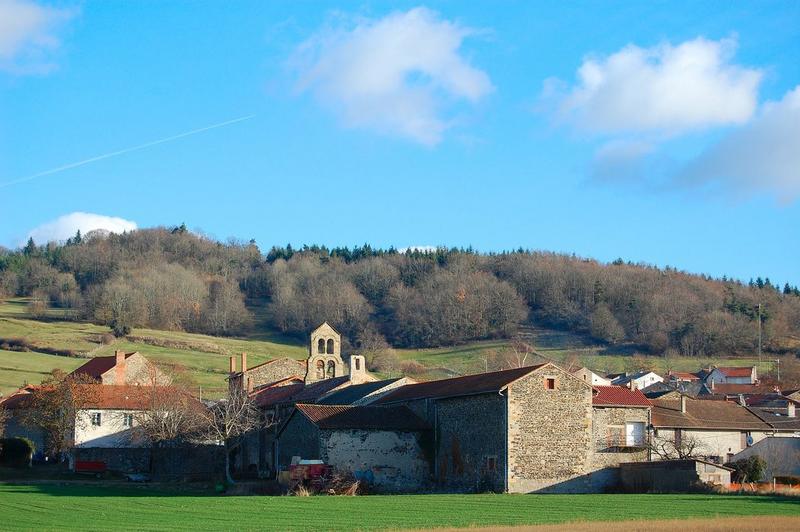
[0,437,35,467]
[400,360,426,376]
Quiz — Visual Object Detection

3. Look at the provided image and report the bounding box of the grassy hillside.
[0,298,775,397]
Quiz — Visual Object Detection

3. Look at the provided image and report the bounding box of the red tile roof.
[294,404,429,431]
[0,384,180,411]
[716,366,754,378]
[375,364,549,404]
[251,380,305,408]
[669,372,700,381]
[71,353,135,380]
[592,386,652,407]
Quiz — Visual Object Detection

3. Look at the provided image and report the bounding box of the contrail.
[0,114,256,188]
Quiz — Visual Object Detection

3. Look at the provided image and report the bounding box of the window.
[545,378,556,390]
[354,358,361,371]
[326,338,335,354]
[326,360,336,378]
[123,413,134,428]
[625,422,645,446]
[315,359,325,379]
[91,412,102,426]
[317,338,325,354]
[485,456,497,472]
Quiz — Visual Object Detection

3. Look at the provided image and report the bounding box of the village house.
[610,371,663,390]
[71,350,171,386]
[589,386,651,488]
[276,404,430,491]
[650,395,777,463]
[573,367,612,386]
[705,366,758,385]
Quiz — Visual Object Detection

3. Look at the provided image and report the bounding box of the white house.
[705,366,757,385]
[573,367,612,386]
[72,385,151,448]
[611,371,663,390]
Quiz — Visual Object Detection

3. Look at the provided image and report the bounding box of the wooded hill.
[1,227,798,358]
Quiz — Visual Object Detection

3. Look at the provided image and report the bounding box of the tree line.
[1,228,799,357]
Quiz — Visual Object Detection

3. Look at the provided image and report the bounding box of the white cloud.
[590,140,656,183]
[679,85,800,203]
[26,212,137,245]
[549,37,762,134]
[0,0,75,74]
[293,7,493,145]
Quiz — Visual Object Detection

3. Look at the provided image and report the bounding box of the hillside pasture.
[0,484,797,531]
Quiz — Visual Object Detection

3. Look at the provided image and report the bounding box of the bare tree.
[198,386,263,484]
[21,370,99,461]
[650,429,708,460]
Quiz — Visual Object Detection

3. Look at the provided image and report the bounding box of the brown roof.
[592,386,651,407]
[375,364,548,404]
[293,404,429,431]
[651,398,770,431]
[71,353,135,380]
[669,372,700,380]
[708,383,775,395]
[716,366,754,378]
[251,380,305,408]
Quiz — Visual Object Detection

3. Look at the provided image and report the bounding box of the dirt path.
[416,515,800,531]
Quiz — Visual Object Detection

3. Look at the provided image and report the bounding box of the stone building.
[71,351,170,386]
[373,363,596,493]
[589,385,651,489]
[276,404,430,491]
[305,322,346,383]
[228,354,305,394]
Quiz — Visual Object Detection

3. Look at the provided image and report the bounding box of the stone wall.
[72,445,223,481]
[245,358,305,389]
[276,412,320,471]
[320,429,430,492]
[434,393,507,492]
[507,366,593,493]
[589,406,649,491]
[101,354,170,386]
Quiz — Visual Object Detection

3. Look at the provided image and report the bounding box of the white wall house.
[73,408,141,448]
[573,367,612,386]
[706,366,757,385]
[612,371,663,390]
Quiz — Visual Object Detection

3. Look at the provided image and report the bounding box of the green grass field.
[0,297,775,397]
[0,484,797,531]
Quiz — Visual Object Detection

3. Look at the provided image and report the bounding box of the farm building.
[276,404,430,491]
[620,460,732,492]
[731,437,800,482]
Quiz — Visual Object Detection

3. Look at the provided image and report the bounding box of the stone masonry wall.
[434,393,507,492]
[507,366,593,493]
[101,354,170,386]
[245,358,305,389]
[320,429,429,492]
[589,406,649,490]
[276,412,320,471]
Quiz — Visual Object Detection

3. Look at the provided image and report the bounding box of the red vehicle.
[74,460,107,477]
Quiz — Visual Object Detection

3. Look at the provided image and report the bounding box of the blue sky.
[1,1,798,284]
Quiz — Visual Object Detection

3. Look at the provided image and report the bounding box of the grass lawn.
[0,296,776,397]
[0,484,797,531]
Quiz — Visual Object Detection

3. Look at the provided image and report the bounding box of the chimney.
[738,394,746,407]
[349,355,366,382]
[788,402,796,418]
[241,352,247,373]
[114,350,126,385]
[229,356,236,374]
[680,394,687,414]
[246,376,254,393]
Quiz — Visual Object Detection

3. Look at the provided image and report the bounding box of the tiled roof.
[669,372,700,380]
[71,353,135,380]
[651,398,770,431]
[716,366,754,378]
[0,386,38,409]
[746,407,800,431]
[592,386,651,407]
[708,383,773,395]
[317,378,402,405]
[251,380,305,408]
[375,364,548,404]
[294,404,429,431]
[290,377,350,404]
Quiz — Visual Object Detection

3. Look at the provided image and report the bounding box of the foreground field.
[0,297,776,397]
[0,484,798,531]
